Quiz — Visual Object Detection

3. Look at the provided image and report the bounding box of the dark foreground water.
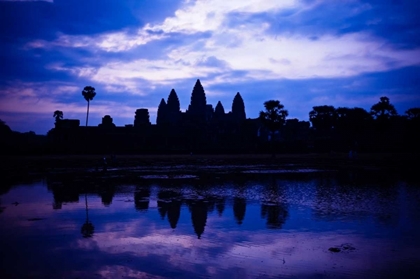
[1,169,420,278]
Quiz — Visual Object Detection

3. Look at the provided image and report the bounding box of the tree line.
[1,83,419,154]
[259,96,420,153]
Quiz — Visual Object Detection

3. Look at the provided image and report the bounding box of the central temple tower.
[187,79,207,122]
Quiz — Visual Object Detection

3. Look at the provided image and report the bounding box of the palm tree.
[82,86,96,127]
[53,110,63,123]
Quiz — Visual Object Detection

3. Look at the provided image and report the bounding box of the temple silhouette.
[48,79,310,154]
[3,80,415,155]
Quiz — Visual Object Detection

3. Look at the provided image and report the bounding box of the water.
[1,170,419,278]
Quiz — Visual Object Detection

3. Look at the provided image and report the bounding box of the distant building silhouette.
[99,115,116,128]
[46,79,313,154]
[134,109,151,127]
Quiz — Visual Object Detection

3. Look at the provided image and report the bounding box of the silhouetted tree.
[405,108,420,120]
[370,97,398,136]
[53,110,63,123]
[259,100,288,135]
[309,105,336,132]
[82,86,96,127]
[0,119,12,134]
[232,92,246,121]
[335,107,372,135]
[370,96,397,120]
[405,107,420,151]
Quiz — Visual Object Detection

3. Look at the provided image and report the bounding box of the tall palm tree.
[82,86,96,127]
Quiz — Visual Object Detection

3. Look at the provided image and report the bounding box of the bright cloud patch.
[147,0,300,34]
[27,28,167,53]
[37,0,419,90]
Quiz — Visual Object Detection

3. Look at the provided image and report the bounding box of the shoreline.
[1,152,418,173]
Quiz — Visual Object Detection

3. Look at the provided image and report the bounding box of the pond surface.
[1,170,420,278]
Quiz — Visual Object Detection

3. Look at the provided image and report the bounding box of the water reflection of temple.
[261,203,288,229]
[134,187,150,211]
[47,179,79,209]
[216,198,225,217]
[233,197,246,225]
[99,184,116,207]
[187,200,208,239]
[157,190,182,229]
[260,179,289,229]
[45,177,291,238]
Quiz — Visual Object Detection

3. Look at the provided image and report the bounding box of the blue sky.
[0,0,419,134]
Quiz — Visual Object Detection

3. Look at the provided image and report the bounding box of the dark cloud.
[0,0,176,41]
[53,0,141,35]
[229,1,420,49]
[0,1,56,41]
[0,44,67,84]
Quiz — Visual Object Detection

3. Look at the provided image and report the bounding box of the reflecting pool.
[1,170,419,278]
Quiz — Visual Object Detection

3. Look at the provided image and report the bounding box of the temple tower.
[232,92,246,121]
[187,79,207,122]
[156,98,167,125]
[134,109,151,127]
[166,89,181,125]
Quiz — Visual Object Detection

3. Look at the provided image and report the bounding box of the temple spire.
[214,101,225,116]
[188,79,207,117]
[232,92,246,121]
[156,98,167,125]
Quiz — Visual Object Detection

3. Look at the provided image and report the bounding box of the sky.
[0,0,419,135]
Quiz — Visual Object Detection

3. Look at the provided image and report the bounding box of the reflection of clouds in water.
[79,227,420,278]
[96,265,165,279]
[1,173,420,278]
